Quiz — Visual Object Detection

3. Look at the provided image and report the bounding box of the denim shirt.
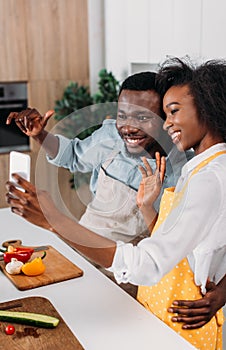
[47,119,193,210]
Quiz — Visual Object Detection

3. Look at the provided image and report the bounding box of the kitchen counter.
[0,208,195,349]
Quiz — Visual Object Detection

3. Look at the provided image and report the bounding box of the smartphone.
[9,151,31,183]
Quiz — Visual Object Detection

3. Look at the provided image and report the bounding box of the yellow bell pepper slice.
[22,251,46,276]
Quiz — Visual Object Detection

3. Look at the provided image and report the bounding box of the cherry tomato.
[5,324,15,335]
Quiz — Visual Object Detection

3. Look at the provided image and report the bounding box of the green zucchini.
[0,310,59,328]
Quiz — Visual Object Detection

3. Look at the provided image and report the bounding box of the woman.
[7,58,226,349]
[135,58,226,349]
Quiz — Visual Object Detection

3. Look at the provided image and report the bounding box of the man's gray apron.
[79,151,148,242]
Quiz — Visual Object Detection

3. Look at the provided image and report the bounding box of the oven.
[0,82,29,154]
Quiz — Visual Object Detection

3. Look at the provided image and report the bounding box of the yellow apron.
[137,151,225,350]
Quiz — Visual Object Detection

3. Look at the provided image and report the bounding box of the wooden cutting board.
[0,296,84,350]
[0,246,83,290]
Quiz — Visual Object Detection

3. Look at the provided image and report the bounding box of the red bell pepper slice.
[4,249,34,264]
[10,246,34,254]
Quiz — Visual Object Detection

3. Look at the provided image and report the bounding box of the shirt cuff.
[106,241,134,284]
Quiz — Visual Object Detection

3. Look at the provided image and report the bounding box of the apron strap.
[102,149,120,170]
[182,150,226,193]
[169,150,226,212]
[190,150,226,177]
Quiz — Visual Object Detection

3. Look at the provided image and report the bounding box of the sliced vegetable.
[4,246,34,264]
[7,245,34,254]
[0,310,59,328]
[21,251,46,276]
[5,324,15,335]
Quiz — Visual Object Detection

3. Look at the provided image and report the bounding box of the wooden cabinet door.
[0,0,28,81]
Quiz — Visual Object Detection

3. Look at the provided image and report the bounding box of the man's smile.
[120,133,148,150]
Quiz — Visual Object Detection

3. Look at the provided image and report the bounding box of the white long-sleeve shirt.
[109,143,226,294]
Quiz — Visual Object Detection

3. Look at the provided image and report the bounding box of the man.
[6,71,225,330]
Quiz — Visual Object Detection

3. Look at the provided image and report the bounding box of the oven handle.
[0,103,25,109]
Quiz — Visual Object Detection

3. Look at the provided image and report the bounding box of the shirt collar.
[181,143,226,176]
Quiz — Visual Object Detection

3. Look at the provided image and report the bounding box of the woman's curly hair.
[156,57,226,141]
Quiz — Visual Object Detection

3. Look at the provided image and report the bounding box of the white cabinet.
[201,0,226,59]
[104,0,226,81]
[126,0,149,63]
[149,0,202,61]
[128,0,202,63]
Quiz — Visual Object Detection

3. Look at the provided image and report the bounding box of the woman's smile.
[168,130,181,144]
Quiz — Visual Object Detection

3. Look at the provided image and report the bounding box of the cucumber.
[0,310,59,328]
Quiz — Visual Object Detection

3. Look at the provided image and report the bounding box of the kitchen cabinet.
[25,0,89,81]
[125,0,202,64]
[148,0,202,62]
[201,0,226,59]
[105,0,226,80]
[0,0,28,81]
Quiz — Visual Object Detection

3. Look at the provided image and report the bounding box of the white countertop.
[0,208,195,349]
